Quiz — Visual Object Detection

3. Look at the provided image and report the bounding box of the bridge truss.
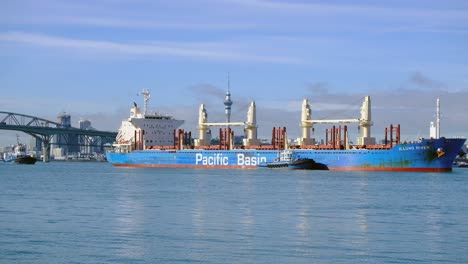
[0,111,117,162]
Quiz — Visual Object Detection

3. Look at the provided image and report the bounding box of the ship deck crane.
[298,96,375,146]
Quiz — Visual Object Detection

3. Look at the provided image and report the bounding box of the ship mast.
[436,97,440,139]
[140,89,151,116]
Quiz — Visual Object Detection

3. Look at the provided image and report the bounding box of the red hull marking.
[113,164,452,172]
[113,164,257,169]
[328,167,452,172]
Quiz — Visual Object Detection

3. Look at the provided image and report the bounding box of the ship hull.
[14,156,37,164]
[4,155,38,164]
[106,138,465,172]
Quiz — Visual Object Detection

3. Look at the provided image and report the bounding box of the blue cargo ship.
[106,90,465,172]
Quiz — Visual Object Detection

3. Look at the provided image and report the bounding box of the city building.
[51,112,80,156]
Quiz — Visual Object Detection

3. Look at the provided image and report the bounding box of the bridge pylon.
[41,135,51,162]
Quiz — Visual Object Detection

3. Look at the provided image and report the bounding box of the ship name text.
[195,153,267,166]
[399,145,430,151]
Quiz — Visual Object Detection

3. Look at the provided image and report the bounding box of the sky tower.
[224,76,233,128]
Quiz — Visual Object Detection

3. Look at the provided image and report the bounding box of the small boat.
[458,161,468,168]
[260,150,328,170]
[13,156,38,164]
[455,151,467,167]
[3,136,37,164]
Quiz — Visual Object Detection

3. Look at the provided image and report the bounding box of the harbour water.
[1,162,467,264]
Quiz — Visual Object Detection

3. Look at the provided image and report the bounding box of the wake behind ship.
[106,89,465,172]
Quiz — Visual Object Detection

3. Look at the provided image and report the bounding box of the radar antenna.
[436,97,440,139]
[139,89,151,115]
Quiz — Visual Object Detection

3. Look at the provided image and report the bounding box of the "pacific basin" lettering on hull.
[195,153,267,166]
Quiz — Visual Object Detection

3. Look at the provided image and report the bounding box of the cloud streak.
[223,0,467,20]
[219,0,468,32]
[0,31,301,64]
[2,15,256,31]
[3,0,467,34]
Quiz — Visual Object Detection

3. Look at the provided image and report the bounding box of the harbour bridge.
[0,111,117,162]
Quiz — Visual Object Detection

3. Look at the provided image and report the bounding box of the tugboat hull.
[14,156,38,164]
[262,158,328,170]
[288,159,328,170]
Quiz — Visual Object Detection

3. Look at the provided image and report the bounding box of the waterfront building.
[78,119,92,154]
[51,112,79,155]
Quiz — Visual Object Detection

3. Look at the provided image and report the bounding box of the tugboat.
[455,150,468,168]
[3,135,37,164]
[458,161,468,168]
[260,150,328,170]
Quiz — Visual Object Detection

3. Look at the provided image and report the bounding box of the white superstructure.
[114,90,184,151]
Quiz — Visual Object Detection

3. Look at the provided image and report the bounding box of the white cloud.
[0,31,301,64]
[1,15,255,31]
[3,0,466,34]
[222,0,467,19]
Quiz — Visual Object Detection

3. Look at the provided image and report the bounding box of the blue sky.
[1,0,467,146]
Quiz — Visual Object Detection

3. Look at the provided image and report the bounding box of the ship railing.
[145,145,180,151]
[296,144,392,150]
[362,144,392,150]
[194,146,223,150]
[242,145,265,150]
[245,145,286,150]
[112,143,133,153]
[193,146,208,150]
[299,145,335,150]
[191,145,286,151]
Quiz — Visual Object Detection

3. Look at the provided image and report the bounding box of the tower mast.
[436,97,440,139]
[224,75,233,130]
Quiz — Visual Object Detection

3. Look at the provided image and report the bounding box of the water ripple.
[1,163,468,263]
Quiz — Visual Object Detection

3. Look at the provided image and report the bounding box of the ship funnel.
[130,104,141,119]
